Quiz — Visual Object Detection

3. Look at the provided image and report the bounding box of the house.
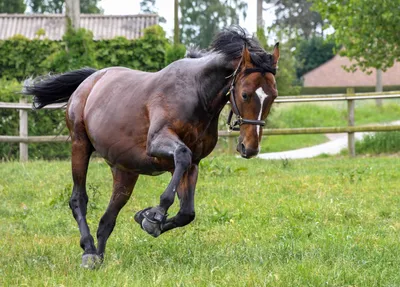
[303,54,400,88]
[0,14,158,40]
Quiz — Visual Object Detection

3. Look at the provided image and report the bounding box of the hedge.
[0,25,183,80]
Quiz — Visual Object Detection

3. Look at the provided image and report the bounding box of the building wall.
[303,55,400,87]
[0,14,158,40]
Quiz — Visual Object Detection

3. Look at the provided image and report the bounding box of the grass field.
[1,155,400,286]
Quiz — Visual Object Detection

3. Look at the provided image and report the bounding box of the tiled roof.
[0,14,158,40]
[303,55,400,87]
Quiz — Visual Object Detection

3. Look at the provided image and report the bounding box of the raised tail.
[23,68,98,110]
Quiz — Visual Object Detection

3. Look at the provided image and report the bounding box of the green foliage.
[312,0,400,71]
[27,0,102,13]
[355,132,400,155]
[0,0,25,13]
[131,25,169,72]
[0,35,59,81]
[97,25,169,72]
[0,79,69,161]
[0,79,20,160]
[140,0,166,23]
[165,43,186,66]
[45,24,97,73]
[295,36,337,78]
[180,0,247,48]
[268,102,400,130]
[265,0,325,39]
[0,25,170,80]
[80,0,103,14]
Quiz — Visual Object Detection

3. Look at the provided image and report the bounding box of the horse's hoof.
[141,217,162,238]
[134,207,152,225]
[81,254,102,269]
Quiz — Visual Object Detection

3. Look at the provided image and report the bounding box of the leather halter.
[226,57,275,132]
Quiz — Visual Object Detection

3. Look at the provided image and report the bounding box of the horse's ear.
[242,45,252,67]
[273,42,280,67]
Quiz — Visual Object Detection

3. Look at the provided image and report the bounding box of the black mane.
[186,26,276,74]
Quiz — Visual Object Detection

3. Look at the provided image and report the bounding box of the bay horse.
[24,27,279,268]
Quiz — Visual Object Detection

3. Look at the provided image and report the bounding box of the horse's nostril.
[241,143,246,155]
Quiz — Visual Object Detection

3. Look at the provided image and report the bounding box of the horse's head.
[228,43,280,159]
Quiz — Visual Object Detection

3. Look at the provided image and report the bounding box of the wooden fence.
[1,89,400,161]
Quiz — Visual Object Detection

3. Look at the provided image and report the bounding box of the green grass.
[355,131,400,155]
[268,101,400,129]
[260,134,328,153]
[1,156,400,286]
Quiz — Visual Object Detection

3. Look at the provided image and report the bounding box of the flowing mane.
[186,26,276,74]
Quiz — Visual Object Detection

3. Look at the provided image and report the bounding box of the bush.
[0,35,60,81]
[0,25,171,80]
[45,25,97,72]
[165,43,186,66]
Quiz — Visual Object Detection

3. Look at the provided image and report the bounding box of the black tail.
[23,68,98,110]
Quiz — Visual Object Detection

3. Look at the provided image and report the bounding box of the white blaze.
[256,88,268,137]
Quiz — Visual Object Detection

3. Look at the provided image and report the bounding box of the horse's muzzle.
[238,142,259,159]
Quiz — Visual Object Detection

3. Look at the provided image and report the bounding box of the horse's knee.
[175,146,192,169]
[176,211,195,227]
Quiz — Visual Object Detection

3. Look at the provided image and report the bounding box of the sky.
[100,0,276,40]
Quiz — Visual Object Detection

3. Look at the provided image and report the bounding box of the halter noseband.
[226,57,276,132]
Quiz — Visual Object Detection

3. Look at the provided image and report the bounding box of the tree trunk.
[65,0,80,29]
[257,0,263,30]
[376,69,383,107]
[174,0,180,44]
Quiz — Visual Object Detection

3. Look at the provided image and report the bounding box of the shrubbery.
[355,132,400,155]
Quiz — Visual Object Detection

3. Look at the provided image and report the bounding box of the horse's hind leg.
[69,131,99,268]
[96,168,138,259]
[160,164,198,233]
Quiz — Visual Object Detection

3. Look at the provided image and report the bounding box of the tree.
[180,0,247,48]
[265,0,326,40]
[140,0,155,13]
[295,36,337,78]
[27,0,102,14]
[313,0,400,72]
[0,0,26,13]
[139,0,166,23]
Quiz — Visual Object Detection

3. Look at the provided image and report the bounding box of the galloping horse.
[24,27,279,268]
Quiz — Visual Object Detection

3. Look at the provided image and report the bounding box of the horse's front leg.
[160,164,198,233]
[135,130,192,237]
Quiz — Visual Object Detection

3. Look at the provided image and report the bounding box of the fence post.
[19,97,28,161]
[228,135,236,154]
[347,88,355,157]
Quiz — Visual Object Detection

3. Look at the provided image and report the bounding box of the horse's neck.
[196,56,234,117]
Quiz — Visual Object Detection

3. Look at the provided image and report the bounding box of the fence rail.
[2,89,400,161]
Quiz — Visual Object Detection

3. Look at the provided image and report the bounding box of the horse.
[23,26,279,268]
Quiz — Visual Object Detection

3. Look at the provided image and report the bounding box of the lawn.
[1,156,400,286]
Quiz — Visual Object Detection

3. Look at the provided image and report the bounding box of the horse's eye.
[242,93,249,101]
